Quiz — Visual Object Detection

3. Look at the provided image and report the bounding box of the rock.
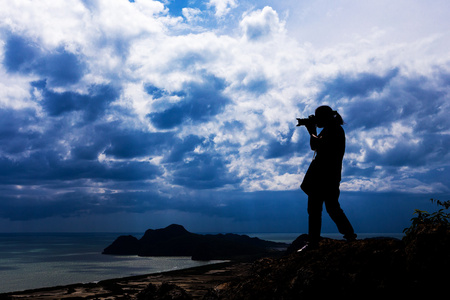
[138,224,200,256]
[140,224,190,245]
[285,233,309,255]
[102,235,140,255]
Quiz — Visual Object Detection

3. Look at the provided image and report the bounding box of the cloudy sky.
[0,0,449,234]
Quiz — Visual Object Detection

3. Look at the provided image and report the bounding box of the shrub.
[402,198,450,290]
[403,198,450,237]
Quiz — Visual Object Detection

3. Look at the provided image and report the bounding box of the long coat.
[301,124,345,196]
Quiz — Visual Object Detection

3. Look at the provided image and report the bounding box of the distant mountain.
[102,224,287,260]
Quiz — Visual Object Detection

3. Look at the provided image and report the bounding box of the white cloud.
[0,0,89,48]
[208,0,238,17]
[182,7,202,22]
[0,68,35,110]
[240,6,285,41]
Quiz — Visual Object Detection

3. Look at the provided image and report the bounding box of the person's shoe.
[297,242,318,253]
[344,233,357,242]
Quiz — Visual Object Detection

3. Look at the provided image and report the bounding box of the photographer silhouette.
[297,105,356,251]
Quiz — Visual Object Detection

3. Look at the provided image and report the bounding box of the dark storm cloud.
[363,131,450,171]
[169,190,305,224]
[0,67,232,203]
[163,134,205,163]
[4,34,85,86]
[415,166,450,188]
[0,150,162,184]
[0,108,41,155]
[0,193,88,221]
[342,163,378,178]
[318,68,399,100]
[3,35,39,72]
[65,117,177,161]
[0,187,168,221]
[104,130,171,159]
[0,187,268,222]
[264,127,300,159]
[33,81,120,122]
[0,79,165,188]
[171,153,240,189]
[0,70,225,192]
[345,74,446,130]
[148,74,231,129]
[71,135,108,161]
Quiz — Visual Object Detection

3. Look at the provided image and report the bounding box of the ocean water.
[0,232,404,294]
[0,233,224,294]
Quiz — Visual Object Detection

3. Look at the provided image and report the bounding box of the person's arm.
[306,124,320,150]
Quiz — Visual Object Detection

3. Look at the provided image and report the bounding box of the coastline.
[0,260,250,299]
[0,231,228,294]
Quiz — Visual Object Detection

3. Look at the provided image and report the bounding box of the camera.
[296,115,316,127]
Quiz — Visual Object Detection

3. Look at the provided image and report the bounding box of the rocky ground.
[209,224,449,299]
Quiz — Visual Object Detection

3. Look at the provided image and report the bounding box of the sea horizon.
[0,231,404,294]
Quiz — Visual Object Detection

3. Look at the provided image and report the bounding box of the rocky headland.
[103,224,288,260]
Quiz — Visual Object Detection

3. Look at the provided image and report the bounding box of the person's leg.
[324,189,356,241]
[307,195,324,245]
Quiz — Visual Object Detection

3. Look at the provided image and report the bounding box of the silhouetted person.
[297,105,356,251]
